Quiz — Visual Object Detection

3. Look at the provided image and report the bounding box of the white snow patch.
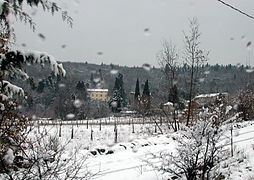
[195,93,220,98]
[0,0,4,15]
[0,103,4,110]
[164,102,173,106]
[3,148,14,164]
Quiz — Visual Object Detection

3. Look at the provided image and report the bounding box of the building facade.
[87,89,109,101]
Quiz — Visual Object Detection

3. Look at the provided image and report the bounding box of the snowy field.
[32,119,254,180]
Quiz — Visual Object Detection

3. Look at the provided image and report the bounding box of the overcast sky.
[13,0,254,67]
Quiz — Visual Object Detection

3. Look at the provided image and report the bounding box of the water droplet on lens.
[142,63,151,71]
[91,70,96,74]
[38,33,46,41]
[246,69,254,73]
[34,121,39,127]
[204,71,210,75]
[94,77,100,83]
[32,115,37,120]
[199,78,205,83]
[132,147,138,153]
[246,41,252,47]
[107,142,114,147]
[58,83,66,88]
[73,99,82,108]
[178,113,183,118]
[144,28,151,36]
[236,63,241,68]
[66,113,75,119]
[31,9,37,16]
[110,69,118,75]
[111,101,118,107]
[96,83,102,88]
[74,0,80,5]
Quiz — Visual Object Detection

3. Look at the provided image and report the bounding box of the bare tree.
[184,18,208,126]
[158,40,180,131]
[158,40,178,89]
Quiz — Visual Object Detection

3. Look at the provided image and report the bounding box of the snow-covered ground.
[33,119,254,180]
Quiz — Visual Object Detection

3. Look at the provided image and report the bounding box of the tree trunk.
[186,63,194,126]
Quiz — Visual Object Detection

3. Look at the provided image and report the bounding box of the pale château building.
[87,89,109,101]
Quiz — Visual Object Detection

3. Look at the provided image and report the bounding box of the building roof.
[194,92,228,99]
[164,102,173,106]
[195,93,220,98]
[87,89,108,92]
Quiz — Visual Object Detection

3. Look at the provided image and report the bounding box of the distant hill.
[19,62,253,102]
[14,61,253,119]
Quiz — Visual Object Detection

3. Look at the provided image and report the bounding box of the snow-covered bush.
[212,149,254,180]
[151,115,228,180]
[9,128,92,180]
[236,89,254,121]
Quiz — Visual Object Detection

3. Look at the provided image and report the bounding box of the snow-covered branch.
[0,80,24,98]
[0,50,66,78]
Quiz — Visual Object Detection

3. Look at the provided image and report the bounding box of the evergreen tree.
[113,76,120,90]
[75,80,88,101]
[134,78,140,98]
[109,77,121,112]
[143,79,150,96]
[108,73,127,112]
[134,78,140,109]
[76,81,86,91]
[141,79,151,110]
